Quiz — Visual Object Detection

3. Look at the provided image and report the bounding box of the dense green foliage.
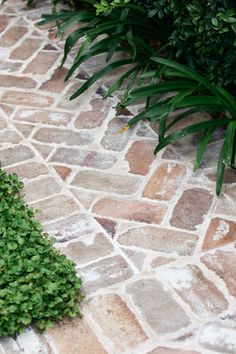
[0,169,83,337]
[39,0,236,193]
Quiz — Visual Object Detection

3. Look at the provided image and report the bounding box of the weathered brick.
[0,129,22,144]
[199,321,236,354]
[75,111,107,129]
[10,38,43,60]
[70,188,99,209]
[31,195,79,222]
[33,127,93,146]
[40,67,69,93]
[125,140,156,175]
[2,91,54,107]
[87,294,147,351]
[5,162,48,179]
[50,147,117,169]
[201,250,236,297]
[79,255,133,294]
[24,51,59,74]
[0,75,36,88]
[57,233,113,264]
[202,218,236,250]
[126,279,190,333]
[15,109,71,126]
[47,318,107,354]
[117,226,198,255]
[148,347,201,354]
[71,170,140,195]
[0,26,28,47]
[0,15,10,33]
[33,143,53,159]
[170,188,213,231]
[92,198,167,224]
[0,60,22,73]
[23,177,61,202]
[122,248,146,270]
[101,118,134,151]
[0,145,34,166]
[54,165,71,180]
[14,123,34,138]
[164,265,228,317]
[95,217,117,238]
[143,163,186,201]
[44,214,98,241]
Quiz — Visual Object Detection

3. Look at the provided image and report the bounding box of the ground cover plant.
[0,169,83,337]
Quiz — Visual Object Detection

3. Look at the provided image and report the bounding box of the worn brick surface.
[170,188,213,230]
[165,265,228,317]
[87,294,148,350]
[127,279,190,333]
[0,2,235,352]
[93,198,167,224]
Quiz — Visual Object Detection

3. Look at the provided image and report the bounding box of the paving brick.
[31,195,79,222]
[170,188,213,231]
[0,14,10,33]
[87,294,147,351]
[23,177,61,202]
[57,233,113,264]
[117,226,198,255]
[5,162,48,179]
[92,198,167,224]
[33,143,54,159]
[122,248,146,270]
[15,109,71,126]
[49,147,117,169]
[10,37,43,60]
[44,214,98,242]
[148,348,201,354]
[40,67,69,93]
[53,165,71,180]
[79,255,133,294]
[202,218,236,250]
[0,145,34,166]
[14,123,34,138]
[71,170,140,195]
[101,118,134,151]
[143,163,186,201]
[24,51,59,74]
[95,217,117,238]
[198,321,236,354]
[0,75,36,89]
[151,256,176,268]
[75,110,107,129]
[0,129,22,144]
[47,318,107,354]
[164,265,228,317]
[127,279,190,334]
[70,188,98,209]
[33,127,93,146]
[2,91,54,107]
[125,140,156,175]
[0,60,22,73]
[0,26,28,47]
[201,250,236,297]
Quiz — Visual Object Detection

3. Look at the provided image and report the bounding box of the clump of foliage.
[0,169,83,337]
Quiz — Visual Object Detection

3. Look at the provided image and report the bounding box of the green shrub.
[0,169,83,337]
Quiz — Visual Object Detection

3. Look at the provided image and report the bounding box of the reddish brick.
[87,294,147,351]
[0,26,28,47]
[0,75,36,88]
[10,38,43,60]
[75,111,107,129]
[40,67,69,93]
[143,163,186,200]
[170,188,213,231]
[125,140,156,175]
[201,250,236,297]
[24,51,59,74]
[54,165,71,180]
[165,265,228,317]
[0,15,10,33]
[15,109,71,126]
[202,218,236,250]
[2,91,54,107]
[92,198,167,224]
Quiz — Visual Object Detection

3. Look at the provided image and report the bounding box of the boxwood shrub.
[0,169,83,337]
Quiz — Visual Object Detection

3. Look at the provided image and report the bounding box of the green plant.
[120,58,236,194]
[0,169,83,337]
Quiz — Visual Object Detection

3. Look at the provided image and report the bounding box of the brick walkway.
[0,1,236,353]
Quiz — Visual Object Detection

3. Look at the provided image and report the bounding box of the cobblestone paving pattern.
[0,1,236,353]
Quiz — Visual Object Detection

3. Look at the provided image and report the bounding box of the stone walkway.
[0,1,236,353]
